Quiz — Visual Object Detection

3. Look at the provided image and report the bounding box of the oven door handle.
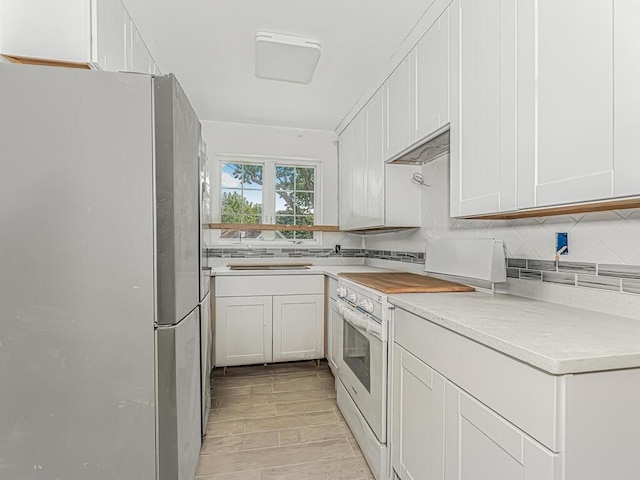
[337,300,382,340]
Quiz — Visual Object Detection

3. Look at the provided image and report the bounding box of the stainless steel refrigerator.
[0,64,203,479]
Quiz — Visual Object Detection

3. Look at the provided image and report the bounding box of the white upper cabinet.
[339,87,421,231]
[411,7,450,144]
[613,0,640,198]
[364,89,385,228]
[384,55,412,161]
[517,0,614,209]
[0,0,159,74]
[450,0,517,217]
[94,0,128,72]
[451,0,640,217]
[338,120,355,230]
[129,21,155,75]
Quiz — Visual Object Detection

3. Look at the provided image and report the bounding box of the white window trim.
[209,153,323,246]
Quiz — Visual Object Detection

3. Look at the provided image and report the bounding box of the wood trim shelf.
[3,55,91,70]
[206,223,340,232]
[462,197,640,220]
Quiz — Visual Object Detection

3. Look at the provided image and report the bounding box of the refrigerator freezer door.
[200,291,213,435]
[0,64,156,479]
[199,138,212,301]
[155,74,201,326]
[157,307,202,480]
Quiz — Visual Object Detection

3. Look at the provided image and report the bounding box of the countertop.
[210,265,393,280]
[389,292,640,375]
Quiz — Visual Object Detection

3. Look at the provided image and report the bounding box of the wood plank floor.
[197,361,374,480]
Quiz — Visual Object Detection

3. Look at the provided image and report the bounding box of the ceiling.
[123,0,430,131]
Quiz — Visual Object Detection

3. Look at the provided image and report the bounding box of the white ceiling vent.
[255,32,321,84]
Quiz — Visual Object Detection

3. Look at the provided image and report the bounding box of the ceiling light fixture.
[255,32,321,84]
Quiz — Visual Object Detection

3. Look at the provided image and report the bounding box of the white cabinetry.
[273,294,324,362]
[613,0,640,198]
[93,0,128,72]
[0,0,160,74]
[215,296,273,367]
[444,384,558,480]
[517,0,614,209]
[326,278,341,375]
[214,275,324,367]
[392,306,640,480]
[411,8,450,144]
[451,0,640,217]
[449,0,517,217]
[338,88,421,231]
[392,344,445,480]
[384,56,412,161]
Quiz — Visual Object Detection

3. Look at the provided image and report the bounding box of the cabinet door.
[351,111,367,229]
[450,0,517,217]
[614,0,640,198]
[364,88,385,228]
[517,0,614,208]
[444,383,559,480]
[129,21,154,74]
[215,296,273,367]
[93,0,128,72]
[412,7,450,143]
[338,124,354,230]
[273,295,324,362]
[385,55,412,161]
[392,344,445,480]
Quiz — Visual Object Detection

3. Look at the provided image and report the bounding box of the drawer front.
[394,307,561,452]
[216,274,324,297]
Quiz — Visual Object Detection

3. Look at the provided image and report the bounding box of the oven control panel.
[337,283,383,321]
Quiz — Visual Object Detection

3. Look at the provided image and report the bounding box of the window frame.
[210,154,323,246]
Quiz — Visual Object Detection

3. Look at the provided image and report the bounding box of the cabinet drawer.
[216,274,324,297]
[394,307,562,452]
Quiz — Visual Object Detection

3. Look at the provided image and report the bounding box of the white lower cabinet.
[215,296,273,367]
[273,294,324,362]
[214,275,324,367]
[444,384,559,480]
[392,344,445,480]
[391,306,640,480]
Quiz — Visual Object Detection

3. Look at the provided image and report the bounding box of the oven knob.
[337,287,347,298]
[348,293,358,303]
[359,299,375,313]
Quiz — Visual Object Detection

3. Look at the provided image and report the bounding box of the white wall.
[365,155,640,266]
[202,120,361,249]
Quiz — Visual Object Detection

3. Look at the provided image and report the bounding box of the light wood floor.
[196,360,374,480]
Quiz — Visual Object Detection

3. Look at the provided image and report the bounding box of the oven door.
[337,299,387,443]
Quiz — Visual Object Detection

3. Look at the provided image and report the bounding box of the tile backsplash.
[365,155,640,266]
[206,247,426,264]
[506,259,640,295]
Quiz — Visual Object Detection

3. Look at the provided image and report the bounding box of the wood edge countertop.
[338,272,475,294]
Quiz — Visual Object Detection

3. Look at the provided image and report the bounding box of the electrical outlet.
[556,232,569,256]
[335,244,341,254]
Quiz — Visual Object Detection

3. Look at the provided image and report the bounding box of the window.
[215,156,320,243]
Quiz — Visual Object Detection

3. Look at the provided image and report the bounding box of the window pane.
[275,192,294,214]
[293,192,314,215]
[275,166,295,190]
[276,215,295,226]
[295,167,315,191]
[295,230,313,240]
[298,215,314,226]
[220,163,263,223]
